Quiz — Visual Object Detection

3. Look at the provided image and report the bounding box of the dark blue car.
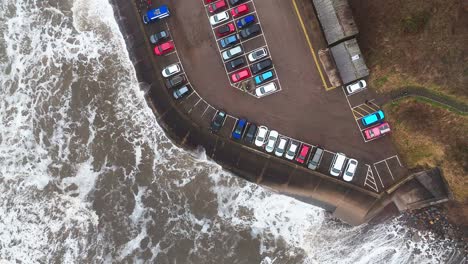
[236,15,255,29]
[232,119,247,139]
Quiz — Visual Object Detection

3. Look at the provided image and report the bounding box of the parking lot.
[141,0,408,193]
[201,0,282,97]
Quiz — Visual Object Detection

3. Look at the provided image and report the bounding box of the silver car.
[248,47,268,62]
[346,80,367,94]
[264,130,279,153]
[343,159,358,182]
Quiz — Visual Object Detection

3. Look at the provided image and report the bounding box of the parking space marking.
[364,164,379,192]
[164,51,177,57]
[342,88,369,142]
[373,164,385,188]
[373,155,403,185]
[292,0,335,91]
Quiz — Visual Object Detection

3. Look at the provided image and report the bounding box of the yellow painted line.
[363,104,377,112]
[292,0,336,91]
[353,109,365,118]
[356,106,371,114]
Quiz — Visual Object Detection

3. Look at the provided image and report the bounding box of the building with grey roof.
[330,38,369,84]
[312,0,358,45]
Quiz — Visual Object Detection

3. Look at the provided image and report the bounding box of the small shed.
[330,38,369,84]
[312,0,358,45]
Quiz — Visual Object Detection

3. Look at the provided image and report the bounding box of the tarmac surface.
[111,0,412,225]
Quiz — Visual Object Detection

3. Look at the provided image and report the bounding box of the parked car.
[205,0,215,3]
[274,137,289,157]
[210,11,229,26]
[210,110,227,133]
[361,110,385,127]
[236,15,255,28]
[343,159,358,182]
[154,41,174,56]
[219,34,239,49]
[250,58,272,74]
[307,147,324,170]
[243,123,257,143]
[231,68,251,83]
[172,85,191,100]
[254,70,274,85]
[285,141,300,160]
[230,4,249,17]
[162,63,181,78]
[165,74,186,88]
[254,126,268,147]
[240,24,261,39]
[143,5,170,24]
[248,47,268,62]
[216,22,235,37]
[295,144,311,164]
[226,57,246,72]
[364,122,391,140]
[222,45,243,61]
[208,0,226,13]
[231,119,247,140]
[346,79,367,94]
[330,152,347,177]
[255,82,277,97]
[149,30,169,44]
[229,0,246,6]
[264,130,279,153]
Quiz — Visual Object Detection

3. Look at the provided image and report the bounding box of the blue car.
[232,119,247,140]
[219,34,239,49]
[143,5,170,24]
[254,70,274,85]
[361,110,385,127]
[236,15,255,29]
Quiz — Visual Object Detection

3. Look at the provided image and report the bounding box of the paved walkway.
[381,86,468,114]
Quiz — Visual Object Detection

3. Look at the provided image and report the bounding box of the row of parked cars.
[209,110,360,181]
[206,0,279,98]
[360,110,391,140]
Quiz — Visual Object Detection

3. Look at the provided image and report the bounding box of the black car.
[239,24,261,39]
[210,110,227,133]
[243,123,257,143]
[250,58,272,74]
[225,57,246,72]
[229,0,246,6]
[149,30,169,44]
[165,74,186,88]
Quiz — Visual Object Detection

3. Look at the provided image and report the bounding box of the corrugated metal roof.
[330,38,369,84]
[312,0,358,45]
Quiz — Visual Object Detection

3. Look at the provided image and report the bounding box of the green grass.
[401,11,431,34]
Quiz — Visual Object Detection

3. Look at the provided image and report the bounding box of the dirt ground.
[349,0,468,102]
[383,98,468,202]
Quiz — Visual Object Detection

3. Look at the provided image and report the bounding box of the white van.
[330,152,347,176]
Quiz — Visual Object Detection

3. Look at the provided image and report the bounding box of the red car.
[364,122,391,140]
[204,0,215,3]
[154,41,174,56]
[216,22,235,37]
[230,4,249,18]
[231,68,251,83]
[209,0,226,13]
[295,144,311,164]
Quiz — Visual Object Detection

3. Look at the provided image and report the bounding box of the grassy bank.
[383,98,468,202]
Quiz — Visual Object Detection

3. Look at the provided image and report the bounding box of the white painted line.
[163,51,177,57]
[373,164,385,188]
[201,104,210,117]
[385,160,395,180]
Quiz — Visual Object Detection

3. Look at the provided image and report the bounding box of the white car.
[222,45,243,61]
[254,126,268,147]
[209,11,229,26]
[343,159,358,182]
[162,63,181,78]
[284,141,300,160]
[264,130,279,153]
[255,82,277,97]
[330,152,347,177]
[274,137,288,157]
[248,47,268,62]
[346,80,367,94]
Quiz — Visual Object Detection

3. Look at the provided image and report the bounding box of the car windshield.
[345,171,353,176]
[332,168,340,173]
